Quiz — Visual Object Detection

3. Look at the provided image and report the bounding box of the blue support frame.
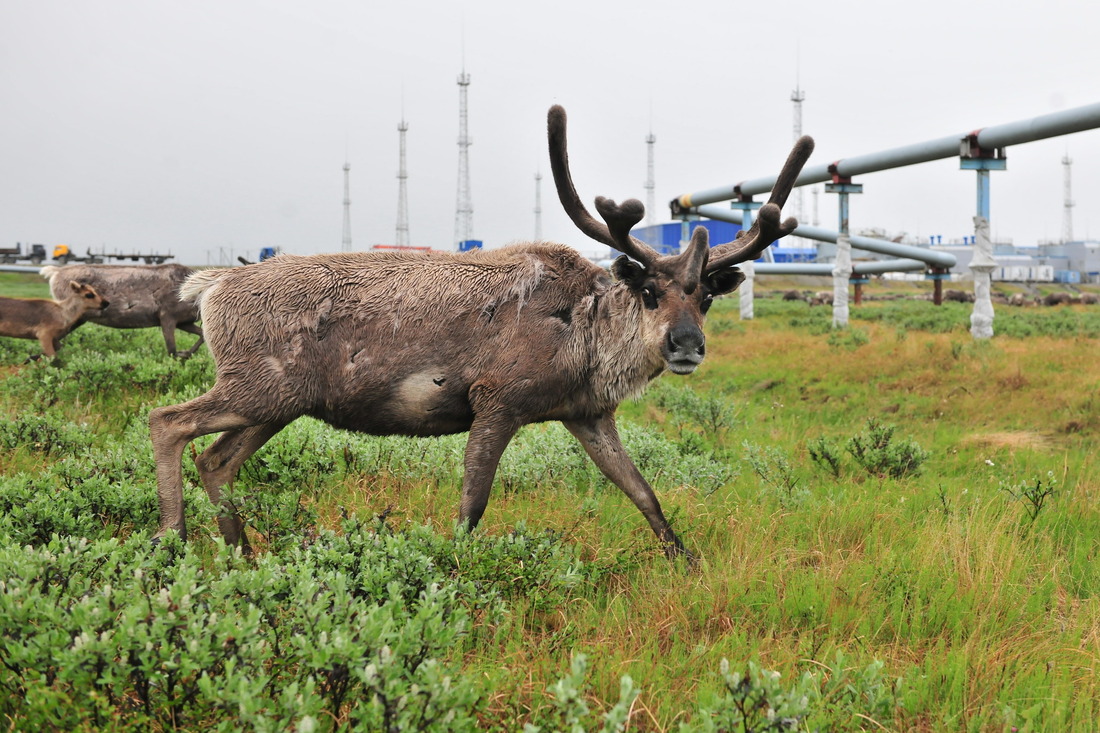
[960,156,1006,220]
[730,198,763,260]
[824,181,863,235]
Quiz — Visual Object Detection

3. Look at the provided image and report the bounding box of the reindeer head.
[70,280,110,312]
[547,105,813,375]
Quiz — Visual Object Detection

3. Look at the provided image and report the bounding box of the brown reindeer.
[0,281,110,359]
[41,264,204,358]
[148,106,813,558]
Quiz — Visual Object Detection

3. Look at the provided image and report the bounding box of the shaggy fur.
[41,264,204,357]
[0,281,109,357]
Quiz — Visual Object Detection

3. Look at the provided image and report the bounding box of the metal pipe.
[978,104,1100,149]
[753,259,928,275]
[693,204,957,268]
[675,101,1100,207]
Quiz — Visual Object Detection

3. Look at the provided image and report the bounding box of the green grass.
[1,283,1100,730]
[0,271,50,299]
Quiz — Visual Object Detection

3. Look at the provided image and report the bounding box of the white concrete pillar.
[969,215,997,339]
[832,234,852,328]
[739,259,755,320]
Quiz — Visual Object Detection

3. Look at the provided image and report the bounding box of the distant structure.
[341,161,352,252]
[790,83,807,247]
[396,117,410,247]
[534,171,543,241]
[644,130,657,227]
[1063,153,1075,243]
[454,68,475,249]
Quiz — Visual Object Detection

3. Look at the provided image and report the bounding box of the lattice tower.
[454,70,474,248]
[396,118,410,247]
[534,172,543,241]
[341,161,352,252]
[1063,153,1075,243]
[790,85,806,244]
[644,131,657,227]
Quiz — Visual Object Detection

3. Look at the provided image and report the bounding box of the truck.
[52,244,105,265]
[0,242,48,264]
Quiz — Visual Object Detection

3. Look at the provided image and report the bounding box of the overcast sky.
[2,0,1097,266]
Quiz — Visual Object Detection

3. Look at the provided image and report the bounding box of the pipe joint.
[960,130,1006,161]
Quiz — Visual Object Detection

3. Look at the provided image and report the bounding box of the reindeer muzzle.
[664,323,705,374]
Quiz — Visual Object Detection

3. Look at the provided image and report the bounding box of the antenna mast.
[396,116,410,247]
[1062,153,1075,243]
[644,129,657,228]
[534,171,543,241]
[790,82,806,246]
[454,68,474,248]
[341,161,352,252]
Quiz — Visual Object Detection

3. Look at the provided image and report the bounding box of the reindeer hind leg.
[177,322,205,359]
[148,390,260,545]
[194,422,286,552]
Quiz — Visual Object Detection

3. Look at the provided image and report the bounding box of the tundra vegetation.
[2,271,1099,730]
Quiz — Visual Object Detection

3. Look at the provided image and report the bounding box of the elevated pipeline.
[690,204,957,269]
[674,102,1100,209]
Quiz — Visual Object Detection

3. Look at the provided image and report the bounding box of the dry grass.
[963,430,1056,452]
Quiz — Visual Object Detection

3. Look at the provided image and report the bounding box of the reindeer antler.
[706,135,815,272]
[548,105,660,268]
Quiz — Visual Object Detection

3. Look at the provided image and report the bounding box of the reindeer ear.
[610,255,647,287]
[705,266,745,296]
[69,281,82,292]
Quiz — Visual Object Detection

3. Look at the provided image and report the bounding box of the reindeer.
[40,264,204,358]
[0,281,110,359]
[148,106,813,558]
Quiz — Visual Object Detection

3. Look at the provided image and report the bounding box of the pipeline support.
[826,176,862,328]
[731,200,761,320]
[962,142,1004,340]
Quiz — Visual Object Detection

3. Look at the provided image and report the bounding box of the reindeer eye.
[701,294,715,314]
[640,286,658,310]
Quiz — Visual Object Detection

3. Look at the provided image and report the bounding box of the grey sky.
[2,0,1097,266]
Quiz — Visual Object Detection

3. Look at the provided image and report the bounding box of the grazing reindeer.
[0,281,110,358]
[148,105,813,558]
[41,264,204,358]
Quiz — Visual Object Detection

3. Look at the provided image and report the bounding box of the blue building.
[628,222,815,263]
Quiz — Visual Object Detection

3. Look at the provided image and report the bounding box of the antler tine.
[766,135,814,209]
[707,204,797,272]
[594,196,654,264]
[547,105,660,267]
[706,135,815,272]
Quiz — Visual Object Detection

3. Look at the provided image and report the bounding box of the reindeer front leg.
[459,413,519,530]
[564,413,691,560]
[159,317,180,357]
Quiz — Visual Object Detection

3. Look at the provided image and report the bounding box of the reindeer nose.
[667,324,705,356]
